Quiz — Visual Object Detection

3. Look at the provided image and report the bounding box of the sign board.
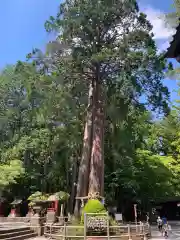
[87,216,107,229]
[115,213,122,221]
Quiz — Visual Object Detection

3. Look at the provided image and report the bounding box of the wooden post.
[81,199,84,208]
[64,222,67,240]
[143,223,147,240]
[84,213,87,240]
[68,212,71,222]
[128,224,132,240]
[107,215,110,240]
[134,204,137,220]
[134,204,138,232]
[60,204,64,217]
[50,223,52,238]
[148,223,151,237]
[139,221,143,234]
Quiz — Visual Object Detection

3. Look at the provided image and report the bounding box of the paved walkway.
[151,225,180,240]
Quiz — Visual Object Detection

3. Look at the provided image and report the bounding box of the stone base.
[30,214,43,236]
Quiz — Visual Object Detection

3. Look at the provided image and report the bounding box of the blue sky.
[0,0,60,67]
[0,0,179,102]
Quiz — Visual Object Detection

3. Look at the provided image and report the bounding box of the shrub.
[81,199,108,236]
[28,191,50,201]
[81,199,106,222]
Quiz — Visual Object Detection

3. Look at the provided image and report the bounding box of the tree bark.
[74,81,94,216]
[88,81,104,196]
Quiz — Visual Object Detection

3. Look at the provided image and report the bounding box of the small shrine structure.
[9,199,22,217]
[46,191,69,224]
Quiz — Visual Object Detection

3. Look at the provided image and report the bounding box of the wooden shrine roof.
[165,20,180,58]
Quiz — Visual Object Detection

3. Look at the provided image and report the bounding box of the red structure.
[47,200,59,212]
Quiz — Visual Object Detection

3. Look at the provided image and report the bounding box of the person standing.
[157,216,163,231]
[162,216,167,225]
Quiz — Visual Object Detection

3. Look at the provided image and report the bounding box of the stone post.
[30,206,43,236]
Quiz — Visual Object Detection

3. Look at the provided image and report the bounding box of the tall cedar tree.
[45,0,169,215]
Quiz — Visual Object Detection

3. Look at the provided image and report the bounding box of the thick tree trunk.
[74,82,94,216]
[88,81,104,196]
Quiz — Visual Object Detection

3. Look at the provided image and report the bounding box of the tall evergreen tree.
[45,0,170,215]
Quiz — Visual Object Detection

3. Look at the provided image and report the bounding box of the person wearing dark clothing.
[162,216,167,225]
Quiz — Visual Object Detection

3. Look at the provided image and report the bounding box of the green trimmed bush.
[81,199,106,223]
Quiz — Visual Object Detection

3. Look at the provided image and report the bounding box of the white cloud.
[139,5,176,52]
[140,5,175,40]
